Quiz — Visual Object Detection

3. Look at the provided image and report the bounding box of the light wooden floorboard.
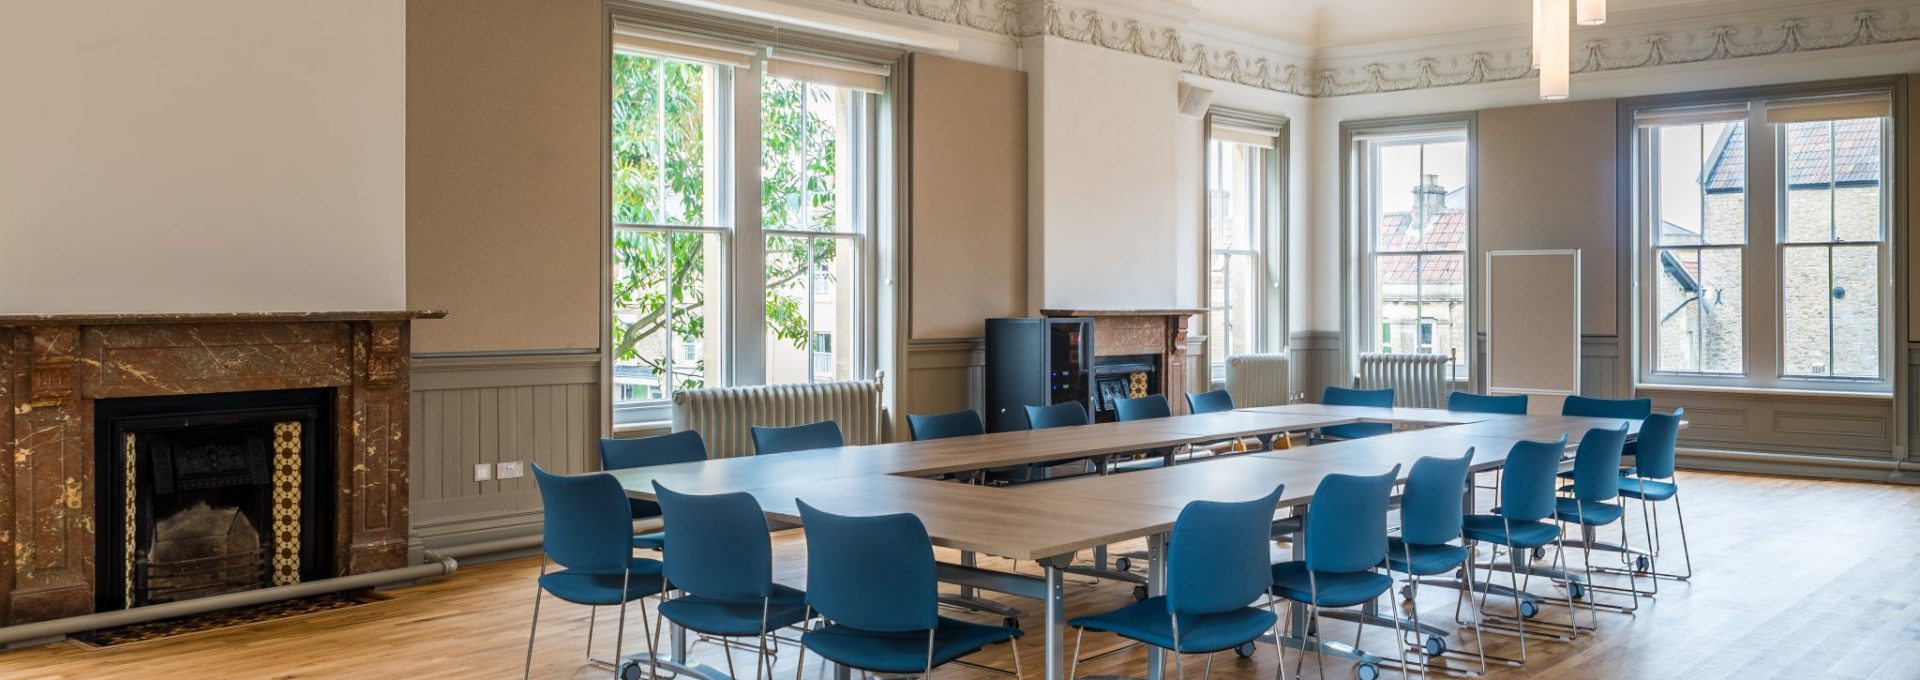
[3,471,1918,679]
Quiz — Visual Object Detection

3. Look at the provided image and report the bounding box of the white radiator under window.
[1355,353,1452,408]
[671,380,885,458]
[1225,354,1292,408]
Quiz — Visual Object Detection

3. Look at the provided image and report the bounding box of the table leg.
[1145,533,1167,680]
[1045,559,1067,680]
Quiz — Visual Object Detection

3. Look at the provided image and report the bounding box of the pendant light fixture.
[1535,0,1603,100]
[1577,0,1607,26]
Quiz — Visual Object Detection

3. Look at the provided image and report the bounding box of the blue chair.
[1269,467,1405,680]
[651,483,808,680]
[1115,394,1172,421]
[598,431,708,551]
[751,420,844,456]
[1068,485,1286,680]
[1446,392,1528,415]
[1383,450,1486,676]
[907,410,985,441]
[795,501,1023,677]
[526,464,665,680]
[1553,424,1642,615]
[1559,395,1651,419]
[1025,402,1090,429]
[1319,387,1395,440]
[1186,389,1235,414]
[1615,409,1691,584]
[1460,436,1580,661]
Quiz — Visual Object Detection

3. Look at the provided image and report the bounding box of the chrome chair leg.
[525,560,547,680]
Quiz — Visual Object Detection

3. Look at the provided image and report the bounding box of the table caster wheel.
[1530,547,1546,561]
[1133,586,1149,601]
[1568,581,1586,600]
[1235,642,1256,659]
[618,660,645,680]
[1114,556,1134,572]
[1635,555,1653,573]
[1423,635,1447,657]
[1519,600,1540,618]
[1354,661,1381,680]
[1399,585,1415,601]
[1004,616,1022,630]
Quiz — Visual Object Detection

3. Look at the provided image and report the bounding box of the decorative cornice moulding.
[825,0,1920,97]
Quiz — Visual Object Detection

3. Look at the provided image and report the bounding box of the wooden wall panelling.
[1643,387,1897,459]
[902,340,986,421]
[1290,331,1340,402]
[408,353,600,551]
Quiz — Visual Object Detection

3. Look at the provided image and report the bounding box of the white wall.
[0,0,406,314]
[1025,37,1185,311]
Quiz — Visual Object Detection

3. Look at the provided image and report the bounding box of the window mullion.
[731,59,767,386]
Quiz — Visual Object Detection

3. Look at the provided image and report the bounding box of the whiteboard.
[1485,250,1580,414]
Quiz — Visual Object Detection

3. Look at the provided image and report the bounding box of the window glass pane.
[1783,118,1883,244]
[613,54,715,227]
[1652,247,1743,374]
[1655,122,1745,247]
[613,230,721,404]
[765,235,855,383]
[763,76,862,233]
[1782,245,1879,378]
[1418,253,1466,363]
[1206,252,1258,372]
[1208,142,1261,250]
[1375,254,1417,354]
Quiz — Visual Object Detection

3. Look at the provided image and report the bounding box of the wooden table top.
[1022,455,1327,512]
[738,475,1186,560]
[1154,410,1359,439]
[1236,403,1493,426]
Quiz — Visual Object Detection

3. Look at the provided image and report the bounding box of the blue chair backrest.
[1400,449,1475,546]
[1166,485,1285,617]
[1303,466,1400,574]
[1186,390,1235,415]
[1446,392,1528,415]
[797,500,938,632]
[1497,436,1569,522]
[1324,386,1395,408]
[1561,395,1651,419]
[1633,409,1684,479]
[1570,424,1630,502]
[1024,402,1089,430]
[751,420,845,455]
[599,430,708,471]
[653,482,772,600]
[907,410,985,441]
[1115,394,1171,421]
[532,463,634,575]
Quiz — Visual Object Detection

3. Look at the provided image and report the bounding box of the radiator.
[1225,354,1292,408]
[672,380,885,458]
[1355,353,1452,408]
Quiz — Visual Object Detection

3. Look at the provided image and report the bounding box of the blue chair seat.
[659,583,809,636]
[1552,498,1625,526]
[631,531,666,551]
[802,616,1021,674]
[1382,538,1469,576]
[537,558,666,605]
[1320,422,1393,441]
[1616,477,1677,501]
[1068,596,1276,654]
[1269,561,1392,608]
[1462,514,1560,549]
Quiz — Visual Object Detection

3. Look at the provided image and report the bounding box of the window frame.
[1628,85,1898,394]
[1202,110,1288,388]
[1340,114,1478,388]
[605,18,896,425]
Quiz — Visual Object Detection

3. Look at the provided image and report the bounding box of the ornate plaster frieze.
[828,0,1920,97]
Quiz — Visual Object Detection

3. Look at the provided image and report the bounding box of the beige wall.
[1477,99,1619,336]
[908,55,1028,340]
[406,0,604,353]
[0,0,405,314]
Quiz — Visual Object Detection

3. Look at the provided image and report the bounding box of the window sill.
[1635,383,1893,401]
[612,420,674,439]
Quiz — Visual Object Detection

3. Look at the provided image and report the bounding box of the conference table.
[604,404,1657,680]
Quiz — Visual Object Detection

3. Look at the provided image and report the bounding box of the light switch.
[498,461,524,479]
[473,463,493,482]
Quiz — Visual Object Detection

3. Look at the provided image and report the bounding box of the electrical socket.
[473,463,494,482]
[497,461,524,479]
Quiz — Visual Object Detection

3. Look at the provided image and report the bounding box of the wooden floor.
[5,471,1920,679]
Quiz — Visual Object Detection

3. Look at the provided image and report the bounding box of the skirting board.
[1679,446,1920,484]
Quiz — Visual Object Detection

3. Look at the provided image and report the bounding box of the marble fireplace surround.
[1041,309,1202,415]
[0,310,443,625]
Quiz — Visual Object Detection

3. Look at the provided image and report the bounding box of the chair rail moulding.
[0,310,443,625]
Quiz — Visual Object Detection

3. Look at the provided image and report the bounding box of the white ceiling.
[1189,0,1759,48]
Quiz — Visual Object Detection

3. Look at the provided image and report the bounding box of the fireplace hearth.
[94,389,334,611]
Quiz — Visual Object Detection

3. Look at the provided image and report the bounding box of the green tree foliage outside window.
[611,53,849,397]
